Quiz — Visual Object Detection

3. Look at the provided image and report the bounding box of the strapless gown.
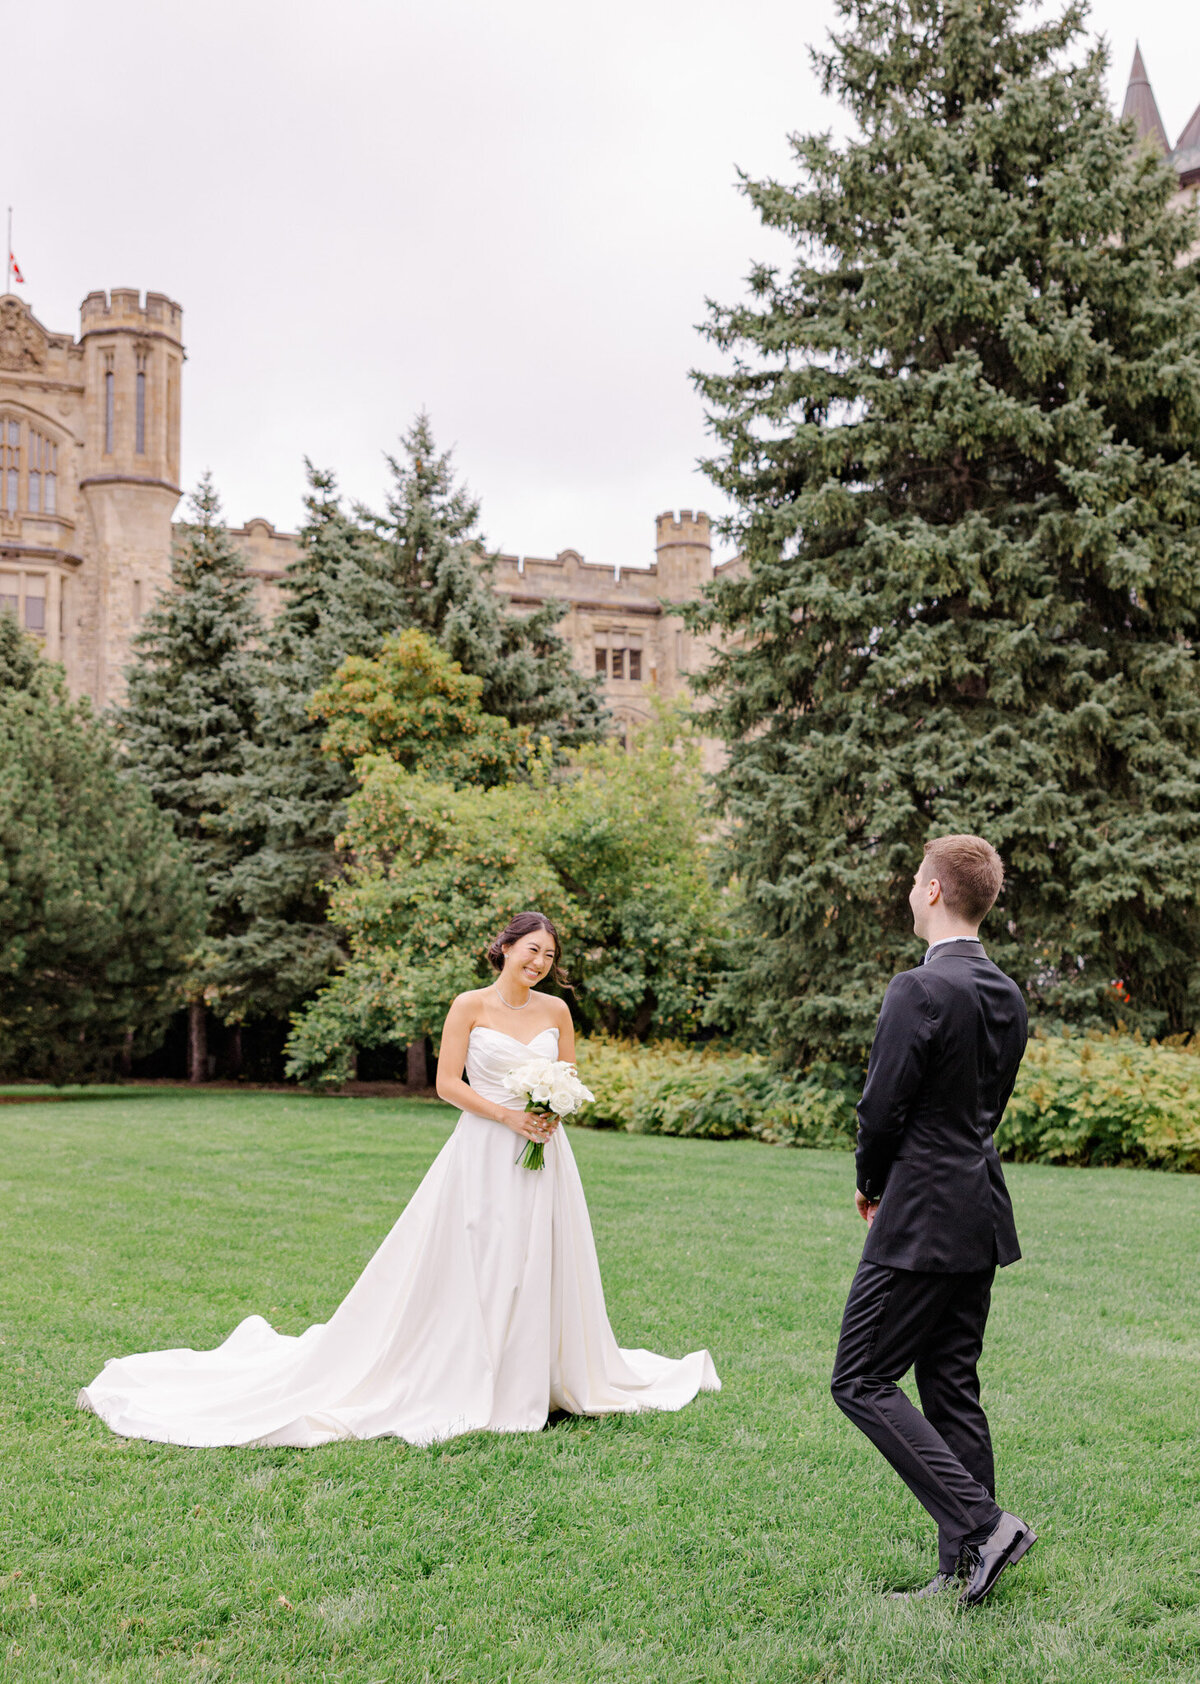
[77,1026,720,1447]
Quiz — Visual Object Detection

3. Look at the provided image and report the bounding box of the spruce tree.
[208,464,399,1029]
[375,414,608,748]
[688,0,1200,1060]
[115,475,262,1078]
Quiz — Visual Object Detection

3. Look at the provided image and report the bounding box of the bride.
[78,911,720,1447]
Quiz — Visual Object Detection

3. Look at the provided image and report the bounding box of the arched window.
[29,430,58,515]
[2,418,19,515]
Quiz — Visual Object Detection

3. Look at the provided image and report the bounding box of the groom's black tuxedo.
[857,940,1025,1272]
[832,937,1028,1575]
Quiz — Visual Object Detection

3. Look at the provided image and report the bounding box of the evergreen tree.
[374,414,608,748]
[115,475,262,1078]
[0,620,203,1082]
[208,465,397,1028]
[688,0,1200,1061]
[215,426,606,1070]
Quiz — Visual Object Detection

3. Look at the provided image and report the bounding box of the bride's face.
[503,931,556,988]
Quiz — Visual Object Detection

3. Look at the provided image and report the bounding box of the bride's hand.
[496,1106,559,1142]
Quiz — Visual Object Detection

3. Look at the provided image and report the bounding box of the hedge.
[571,1032,1200,1172]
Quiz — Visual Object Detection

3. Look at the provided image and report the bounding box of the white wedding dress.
[78,1026,720,1447]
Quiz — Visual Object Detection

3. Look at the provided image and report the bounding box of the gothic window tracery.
[0,418,62,515]
[2,418,19,515]
[29,431,58,514]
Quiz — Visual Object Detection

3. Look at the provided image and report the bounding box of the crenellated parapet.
[80,289,183,338]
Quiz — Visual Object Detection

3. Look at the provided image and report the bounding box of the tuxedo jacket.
[856,939,1027,1273]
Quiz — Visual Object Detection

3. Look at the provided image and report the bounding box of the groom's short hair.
[921,834,1005,923]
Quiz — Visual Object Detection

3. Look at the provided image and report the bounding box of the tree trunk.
[120,1029,134,1078]
[188,1000,208,1086]
[405,1038,428,1092]
[228,1023,243,1079]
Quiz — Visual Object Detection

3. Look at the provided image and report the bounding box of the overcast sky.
[7,0,1198,570]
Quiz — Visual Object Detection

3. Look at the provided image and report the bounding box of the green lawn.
[1,1088,1198,1683]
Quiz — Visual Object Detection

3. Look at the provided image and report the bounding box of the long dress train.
[78,1025,720,1447]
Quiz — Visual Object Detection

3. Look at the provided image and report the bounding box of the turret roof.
[1121,43,1169,153]
[1177,100,1200,155]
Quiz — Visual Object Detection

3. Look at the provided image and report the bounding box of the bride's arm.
[554,994,576,1065]
[434,995,552,1143]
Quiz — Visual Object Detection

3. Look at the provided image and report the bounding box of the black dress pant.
[831,1260,1002,1570]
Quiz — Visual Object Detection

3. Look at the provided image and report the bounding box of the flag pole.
[4,207,10,296]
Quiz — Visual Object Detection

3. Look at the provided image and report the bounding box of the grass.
[1,1086,1198,1683]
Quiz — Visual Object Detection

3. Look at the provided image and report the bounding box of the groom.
[831,834,1035,1607]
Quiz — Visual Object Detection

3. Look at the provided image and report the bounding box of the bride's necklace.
[492,980,532,1011]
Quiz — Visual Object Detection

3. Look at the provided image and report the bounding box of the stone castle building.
[231,508,741,749]
[0,287,183,702]
[0,282,737,743]
[1,48,1194,726]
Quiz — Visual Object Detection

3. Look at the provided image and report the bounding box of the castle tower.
[77,288,184,702]
[654,509,711,601]
[654,509,713,695]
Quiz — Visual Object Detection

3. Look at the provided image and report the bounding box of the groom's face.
[909,862,938,939]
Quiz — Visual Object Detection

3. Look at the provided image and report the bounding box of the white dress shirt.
[923,935,983,963]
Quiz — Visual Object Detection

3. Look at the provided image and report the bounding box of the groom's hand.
[855,1190,879,1224]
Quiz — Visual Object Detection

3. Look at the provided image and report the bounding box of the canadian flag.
[9,254,24,284]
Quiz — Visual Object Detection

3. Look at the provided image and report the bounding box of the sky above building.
[7,0,1198,570]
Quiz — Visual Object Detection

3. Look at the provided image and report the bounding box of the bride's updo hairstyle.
[487,910,572,991]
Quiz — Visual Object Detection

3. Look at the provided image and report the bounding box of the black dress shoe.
[959,1512,1037,1607]
[887,1570,958,1600]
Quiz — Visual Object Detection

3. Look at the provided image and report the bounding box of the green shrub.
[998,1033,1200,1171]
[571,1031,1200,1172]
[573,1037,860,1150]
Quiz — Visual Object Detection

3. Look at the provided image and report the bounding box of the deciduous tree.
[285,702,728,1084]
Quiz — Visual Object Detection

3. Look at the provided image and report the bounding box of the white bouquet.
[502,1057,595,1170]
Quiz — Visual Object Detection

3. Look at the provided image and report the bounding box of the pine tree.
[115,475,262,1078]
[688,0,1200,1061]
[0,619,204,1082]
